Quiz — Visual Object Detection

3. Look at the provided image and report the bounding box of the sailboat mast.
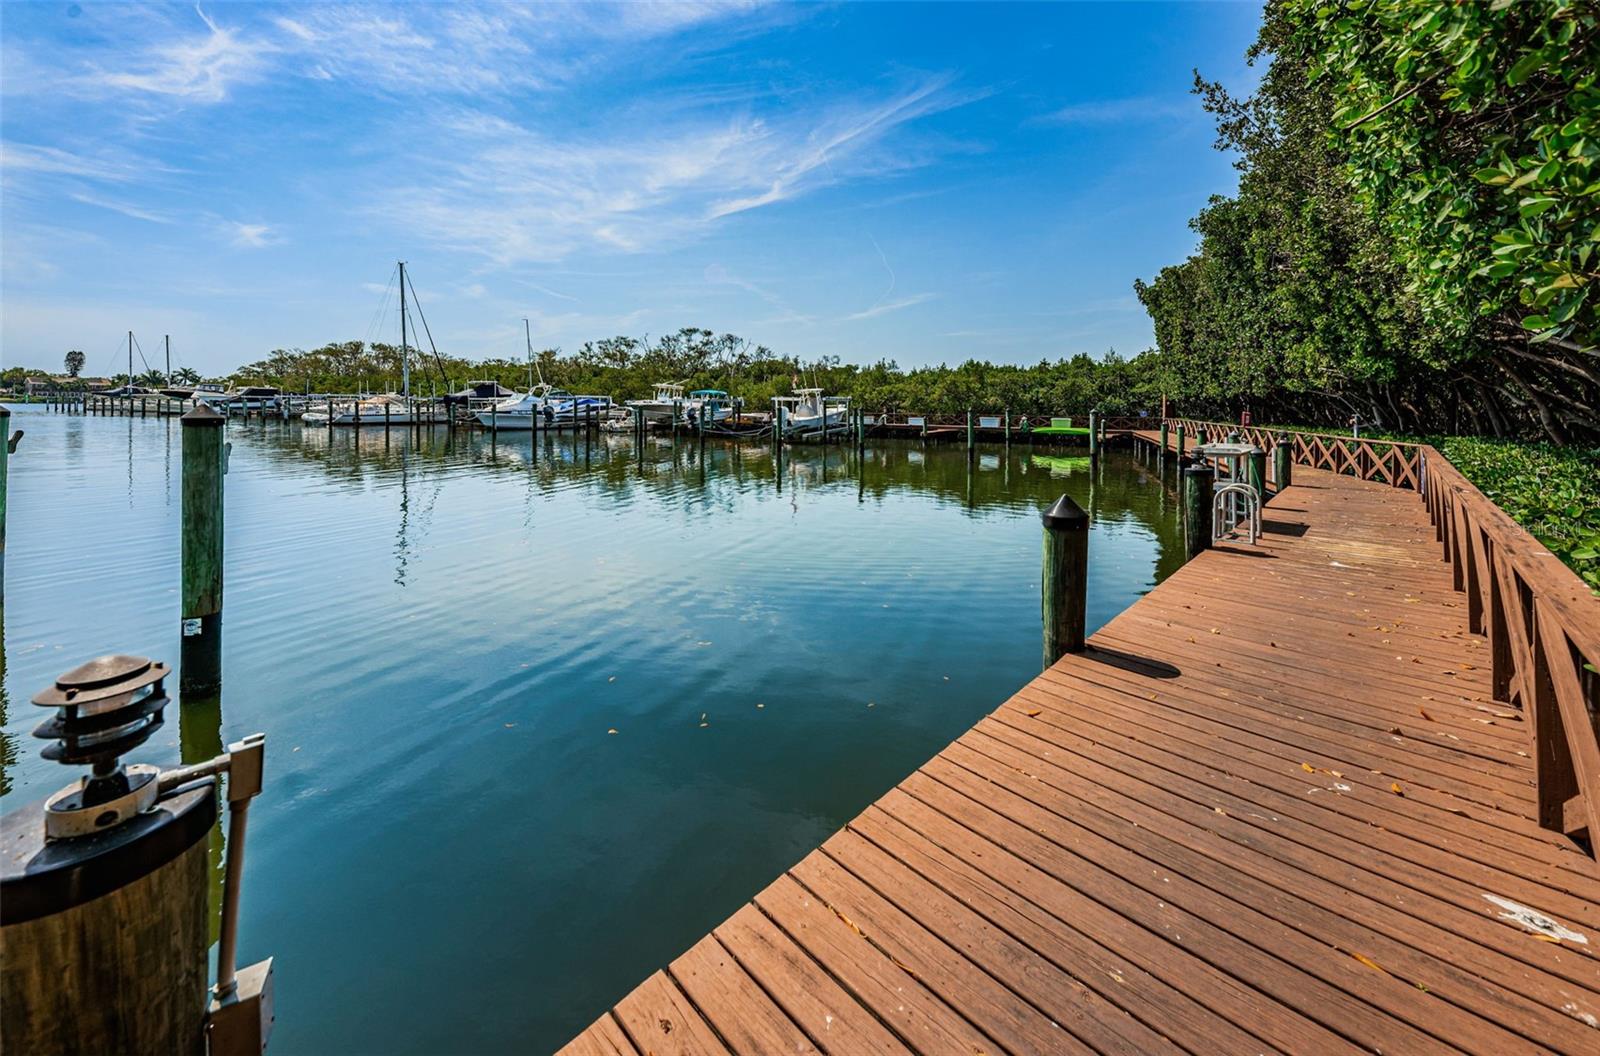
[524,318,533,391]
[165,335,171,387]
[398,260,410,398]
[127,331,133,390]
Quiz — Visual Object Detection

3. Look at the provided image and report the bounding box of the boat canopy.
[444,380,518,404]
[690,389,728,397]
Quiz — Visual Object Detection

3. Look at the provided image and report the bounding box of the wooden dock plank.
[565,467,1600,1054]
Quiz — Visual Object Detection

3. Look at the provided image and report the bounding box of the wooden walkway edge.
[562,467,1600,1056]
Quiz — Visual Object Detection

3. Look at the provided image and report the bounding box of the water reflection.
[1,407,1186,1055]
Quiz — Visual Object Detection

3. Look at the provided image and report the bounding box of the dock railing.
[1161,416,1600,858]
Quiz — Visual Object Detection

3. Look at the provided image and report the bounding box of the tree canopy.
[1137,0,1599,442]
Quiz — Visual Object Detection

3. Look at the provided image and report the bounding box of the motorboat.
[776,388,850,438]
[626,383,687,425]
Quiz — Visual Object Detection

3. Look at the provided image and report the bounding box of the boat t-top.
[626,383,688,425]
[775,388,850,438]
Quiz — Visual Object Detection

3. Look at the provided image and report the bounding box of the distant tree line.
[226,330,1167,417]
[1137,0,1598,443]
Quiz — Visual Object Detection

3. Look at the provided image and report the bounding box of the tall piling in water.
[1041,494,1089,667]
[181,405,226,694]
[0,407,19,590]
[1088,409,1099,461]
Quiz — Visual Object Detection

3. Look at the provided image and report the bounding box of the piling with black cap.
[180,405,225,695]
[1041,494,1089,667]
[0,406,19,588]
[1182,464,1212,561]
[1274,437,1293,496]
[3,656,215,1055]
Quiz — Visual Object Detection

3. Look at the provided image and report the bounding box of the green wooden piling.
[1088,409,1099,459]
[1182,464,1212,562]
[1175,423,1185,461]
[966,408,974,454]
[181,405,226,693]
[1248,447,1266,500]
[1159,421,1169,464]
[1004,408,1011,446]
[1274,438,1293,497]
[1040,494,1089,667]
[0,407,19,586]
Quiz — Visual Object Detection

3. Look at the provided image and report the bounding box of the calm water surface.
[0,405,1183,1054]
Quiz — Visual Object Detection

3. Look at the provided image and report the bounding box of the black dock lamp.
[0,654,274,1055]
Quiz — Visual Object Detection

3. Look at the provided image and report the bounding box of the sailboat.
[473,319,613,430]
[303,262,445,426]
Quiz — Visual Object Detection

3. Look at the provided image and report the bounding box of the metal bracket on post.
[162,733,273,1055]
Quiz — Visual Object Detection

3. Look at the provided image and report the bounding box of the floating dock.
[561,461,1600,1055]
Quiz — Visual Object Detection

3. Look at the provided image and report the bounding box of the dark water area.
[0,405,1184,1054]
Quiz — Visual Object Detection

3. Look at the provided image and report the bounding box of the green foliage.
[1292,0,1599,348]
[1140,1,1599,442]
[1436,436,1600,590]
[227,330,1168,417]
[63,350,86,377]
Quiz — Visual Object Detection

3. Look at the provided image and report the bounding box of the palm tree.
[64,350,86,377]
[172,367,201,385]
[137,369,166,388]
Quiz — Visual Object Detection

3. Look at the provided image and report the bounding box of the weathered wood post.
[180,405,226,695]
[1041,494,1089,667]
[1274,438,1293,496]
[1088,409,1099,461]
[1182,464,1213,561]
[966,408,974,455]
[0,407,19,588]
[1004,408,1011,446]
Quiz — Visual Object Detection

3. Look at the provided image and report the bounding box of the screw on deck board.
[1182,464,1213,561]
[1274,438,1293,497]
[181,405,226,694]
[1041,494,1089,667]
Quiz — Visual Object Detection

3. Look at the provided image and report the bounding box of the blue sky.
[1,2,1262,378]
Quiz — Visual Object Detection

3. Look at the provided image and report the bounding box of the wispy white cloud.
[0,142,153,182]
[94,5,272,103]
[383,74,972,265]
[68,191,174,224]
[845,293,934,321]
[226,221,279,248]
[1036,96,1196,126]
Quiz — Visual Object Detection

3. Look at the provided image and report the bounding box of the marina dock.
[561,452,1600,1053]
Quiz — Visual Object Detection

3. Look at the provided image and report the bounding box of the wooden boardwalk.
[562,466,1600,1055]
